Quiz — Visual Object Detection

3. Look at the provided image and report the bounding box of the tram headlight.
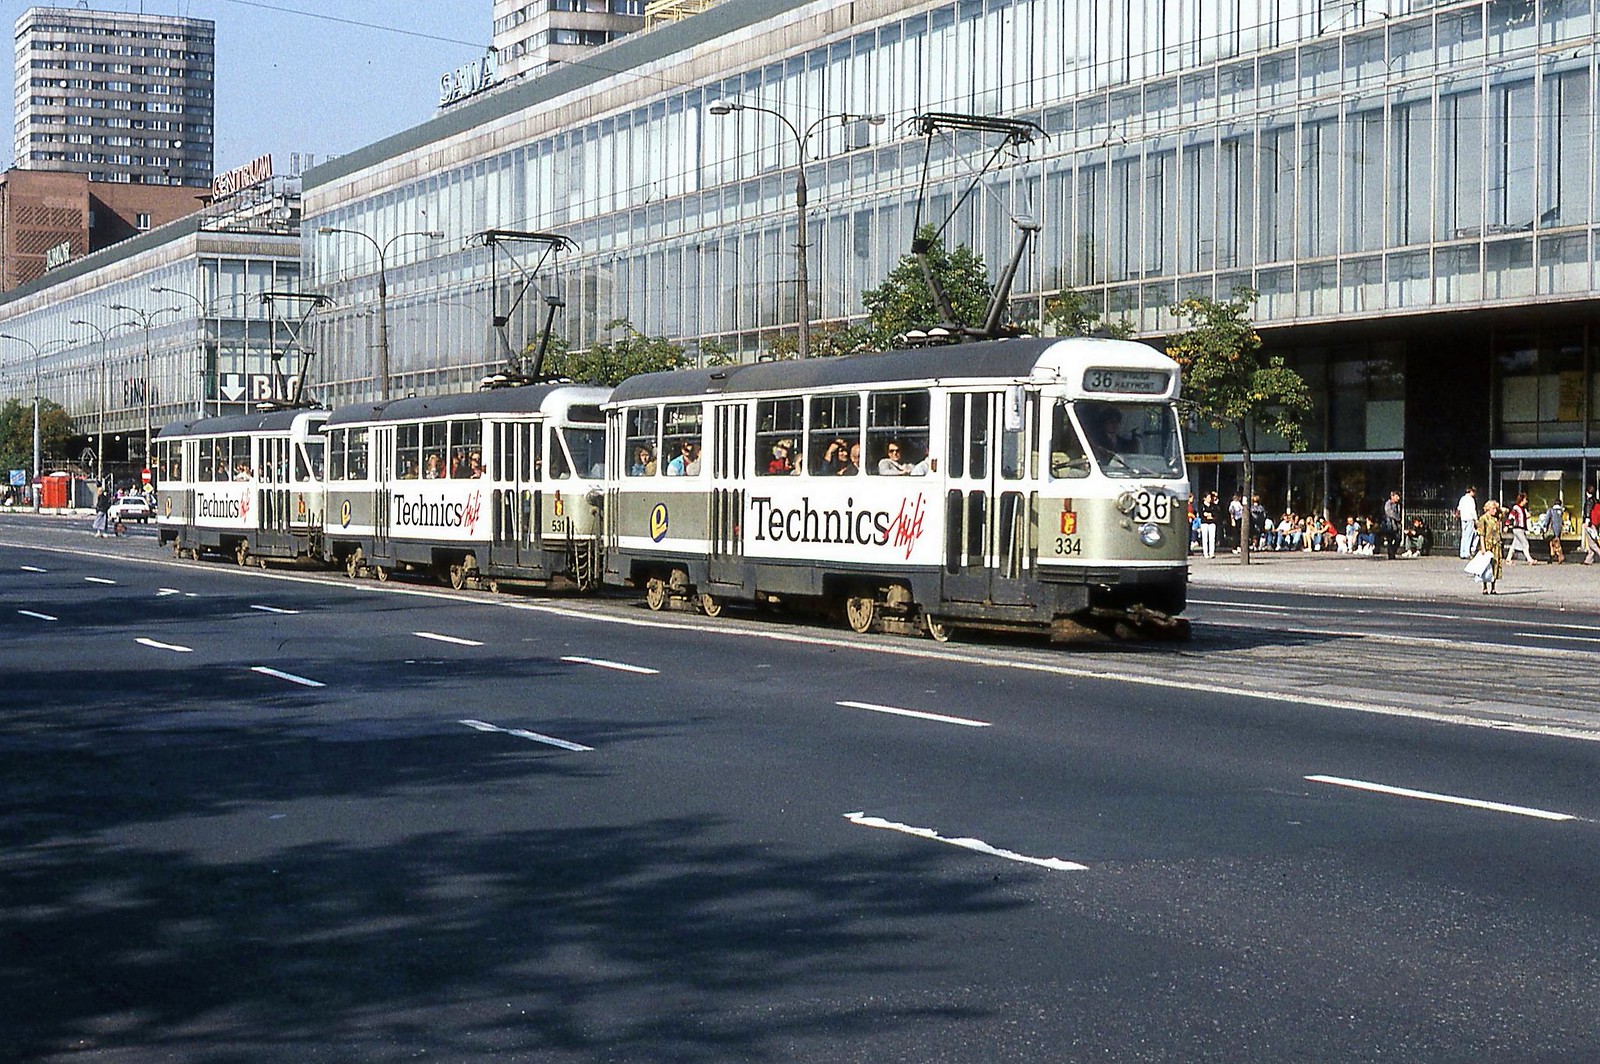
[1138,522,1163,547]
[1116,491,1139,515]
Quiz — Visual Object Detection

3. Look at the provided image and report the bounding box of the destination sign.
[1082,368,1171,395]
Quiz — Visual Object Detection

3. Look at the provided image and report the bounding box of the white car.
[107,495,153,523]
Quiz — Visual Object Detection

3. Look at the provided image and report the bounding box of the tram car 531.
[154,408,330,567]
[603,337,1190,640]
[321,385,610,590]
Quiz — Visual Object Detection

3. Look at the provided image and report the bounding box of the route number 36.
[1132,491,1172,522]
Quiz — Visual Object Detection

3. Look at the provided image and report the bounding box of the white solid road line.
[250,604,301,615]
[17,609,57,621]
[1306,775,1576,822]
[844,812,1087,871]
[837,700,991,728]
[1515,631,1600,644]
[85,576,116,585]
[459,718,593,752]
[415,630,485,647]
[136,637,192,653]
[251,666,326,688]
[561,654,659,675]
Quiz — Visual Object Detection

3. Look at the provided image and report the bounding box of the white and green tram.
[320,385,609,589]
[603,337,1189,640]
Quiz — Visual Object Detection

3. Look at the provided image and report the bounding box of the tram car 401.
[154,408,330,567]
[604,337,1190,640]
[321,385,609,590]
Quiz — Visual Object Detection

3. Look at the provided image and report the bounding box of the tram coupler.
[1071,604,1191,642]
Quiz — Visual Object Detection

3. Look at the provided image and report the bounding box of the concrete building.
[13,6,215,188]
[301,0,1600,527]
[0,168,203,291]
[492,1,646,82]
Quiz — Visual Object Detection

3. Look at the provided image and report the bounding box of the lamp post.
[111,303,181,477]
[151,285,209,416]
[71,318,136,482]
[0,333,51,510]
[317,226,445,399]
[708,101,884,358]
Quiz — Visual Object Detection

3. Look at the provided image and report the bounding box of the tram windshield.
[553,426,606,480]
[1053,399,1183,480]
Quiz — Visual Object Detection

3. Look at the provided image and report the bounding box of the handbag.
[1464,551,1493,581]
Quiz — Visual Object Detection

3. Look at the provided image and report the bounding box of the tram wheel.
[449,564,468,591]
[845,595,876,634]
[487,579,501,595]
[924,614,952,643]
[374,564,391,583]
[645,577,668,611]
[235,542,250,567]
[698,592,723,618]
[346,549,364,579]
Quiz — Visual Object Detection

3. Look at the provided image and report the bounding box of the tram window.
[756,397,803,475]
[1000,388,1026,481]
[297,438,323,482]
[662,403,702,477]
[1076,400,1184,479]
[451,420,483,478]
[421,421,447,479]
[229,436,253,480]
[198,438,214,481]
[946,396,966,479]
[809,394,859,476]
[561,426,606,479]
[524,423,540,483]
[348,428,369,481]
[968,397,990,478]
[868,390,931,475]
[326,430,345,481]
[1048,401,1091,479]
[397,424,421,479]
[625,407,659,476]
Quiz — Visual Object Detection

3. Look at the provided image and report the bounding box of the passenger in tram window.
[667,441,700,476]
[818,438,851,475]
[629,445,655,476]
[233,462,252,481]
[467,451,484,478]
[423,453,442,479]
[840,442,860,476]
[767,440,794,475]
[399,455,418,479]
[877,441,914,475]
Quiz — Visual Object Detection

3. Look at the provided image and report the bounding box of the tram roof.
[157,408,326,439]
[608,337,1168,404]
[323,384,608,427]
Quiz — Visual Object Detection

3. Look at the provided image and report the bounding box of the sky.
[2,0,488,174]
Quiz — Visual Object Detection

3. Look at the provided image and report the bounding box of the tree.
[0,397,73,474]
[1041,287,1136,339]
[858,227,994,350]
[1166,289,1311,564]
[764,321,870,361]
[538,319,689,386]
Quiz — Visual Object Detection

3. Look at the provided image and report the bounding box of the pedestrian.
[1474,499,1505,594]
[1583,490,1600,565]
[91,481,111,538]
[1198,491,1219,559]
[1506,492,1537,565]
[1543,498,1566,564]
[1249,495,1268,550]
[1228,493,1244,553]
[1455,486,1479,558]
[1382,490,1403,560]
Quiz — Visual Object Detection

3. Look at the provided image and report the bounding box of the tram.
[321,384,610,589]
[153,408,329,566]
[603,336,1189,640]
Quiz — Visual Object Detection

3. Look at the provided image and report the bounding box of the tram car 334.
[603,336,1190,641]
[154,408,330,567]
[321,385,609,590]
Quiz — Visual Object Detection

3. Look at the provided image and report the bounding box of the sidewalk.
[1188,547,1600,612]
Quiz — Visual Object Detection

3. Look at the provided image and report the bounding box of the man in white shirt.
[1456,486,1479,558]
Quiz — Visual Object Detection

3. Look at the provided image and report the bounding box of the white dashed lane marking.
[415,631,484,647]
[136,637,192,653]
[459,719,593,752]
[837,700,991,728]
[844,812,1087,871]
[561,655,659,675]
[251,666,326,688]
[1307,775,1576,822]
[17,609,57,621]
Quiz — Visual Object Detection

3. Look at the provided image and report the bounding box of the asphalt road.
[5,515,1600,1062]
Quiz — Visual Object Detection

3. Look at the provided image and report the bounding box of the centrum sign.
[440,51,497,106]
[212,154,272,201]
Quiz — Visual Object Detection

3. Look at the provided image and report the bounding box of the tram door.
[370,426,395,561]
[491,420,542,570]
[941,389,1034,607]
[258,436,291,548]
[708,402,746,587]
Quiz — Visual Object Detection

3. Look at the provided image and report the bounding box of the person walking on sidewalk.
[1506,492,1538,566]
[1474,499,1505,594]
[1544,498,1566,564]
[1583,490,1600,565]
[91,482,111,538]
[1456,486,1479,558]
[1198,491,1220,559]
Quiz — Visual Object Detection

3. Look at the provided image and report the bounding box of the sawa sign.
[212,154,273,201]
[440,52,497,106]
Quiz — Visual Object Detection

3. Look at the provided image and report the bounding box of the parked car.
[107,495,153,524]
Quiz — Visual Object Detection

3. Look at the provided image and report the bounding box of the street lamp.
[151,285,209,416]
[0,333,52,511]
[708,100,885,358]
[317,226,445,399]
[71,318,137,481]
[111,303,181,477]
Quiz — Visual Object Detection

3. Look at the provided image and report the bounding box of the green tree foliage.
[538,319,689,386]
[764,321,871,361]
[1166,288,1311,563]
[859,227,994,350]
[0,398,73,472]
[1041,287,1136,339]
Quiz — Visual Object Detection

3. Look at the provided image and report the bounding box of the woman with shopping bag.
[1468,499,1505,594]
